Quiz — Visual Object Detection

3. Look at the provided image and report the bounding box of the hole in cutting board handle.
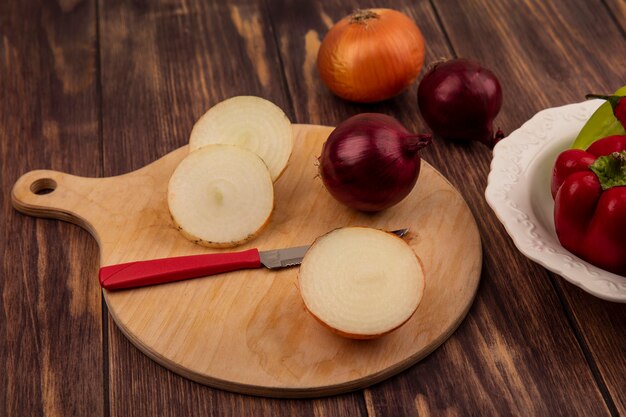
[30,178,57,195]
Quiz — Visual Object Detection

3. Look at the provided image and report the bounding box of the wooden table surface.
[1,0,625,416]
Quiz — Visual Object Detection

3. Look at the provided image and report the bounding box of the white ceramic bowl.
[485,100,626,302]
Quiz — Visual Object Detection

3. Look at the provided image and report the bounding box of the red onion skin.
[319,113,431,212]
[417,58,503,147]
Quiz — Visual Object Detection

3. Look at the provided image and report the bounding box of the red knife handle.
[99,249,261,290]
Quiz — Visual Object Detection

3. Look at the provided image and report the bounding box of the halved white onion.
[298,227,424,339]
[189,96,293,182]
[168,144,274,248]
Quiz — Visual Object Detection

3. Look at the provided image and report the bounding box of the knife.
[99,228,409,290]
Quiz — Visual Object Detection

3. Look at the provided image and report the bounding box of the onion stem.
[404,134,433,155]
[349,9,379,24]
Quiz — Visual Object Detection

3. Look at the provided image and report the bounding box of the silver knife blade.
[259,245,310,269]
[259,228,409,269]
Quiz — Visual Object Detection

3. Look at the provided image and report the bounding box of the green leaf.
[589,151,626,190]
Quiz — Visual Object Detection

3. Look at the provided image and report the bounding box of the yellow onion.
[317,9,426,103]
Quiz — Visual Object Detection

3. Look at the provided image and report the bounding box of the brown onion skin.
[319,113,432,212]
[317,9,426,103]
[417,58,503,147]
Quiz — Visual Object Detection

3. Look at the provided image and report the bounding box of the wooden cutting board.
[11,124,482,398]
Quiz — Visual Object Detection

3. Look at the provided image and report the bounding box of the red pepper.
[586,94,626,128]
[551,135,626,276]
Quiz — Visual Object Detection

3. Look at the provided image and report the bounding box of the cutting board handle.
[11,169,103,239]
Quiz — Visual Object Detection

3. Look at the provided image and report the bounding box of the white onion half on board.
[189,96,293,181]
[298,227,425,339]
[168,144,274,248]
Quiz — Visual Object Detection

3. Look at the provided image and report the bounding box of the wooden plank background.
[1,0,624,416]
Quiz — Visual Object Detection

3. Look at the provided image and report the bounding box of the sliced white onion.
[168,144,274,248]
[298,227,424,339]
[189,96,293,182]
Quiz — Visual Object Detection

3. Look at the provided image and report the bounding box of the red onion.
[417,58,504,147]
[319,113,432,211]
